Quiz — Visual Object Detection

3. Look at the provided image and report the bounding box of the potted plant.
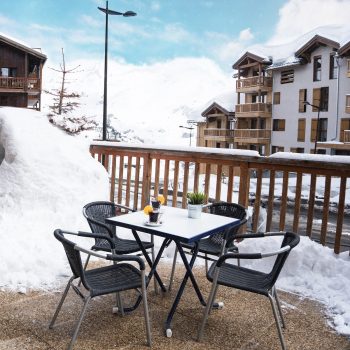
[187,192,206,218]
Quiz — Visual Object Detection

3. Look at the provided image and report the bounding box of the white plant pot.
[188,204,203,219]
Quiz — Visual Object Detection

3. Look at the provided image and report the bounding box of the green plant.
[187,191,206,205]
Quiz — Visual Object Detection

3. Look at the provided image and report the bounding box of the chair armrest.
[233,231,286,240]
[216,245,291,267]
[225,218,248,246]
[77,231,116,249]
[115,204,136,213]
[106,254,145,270]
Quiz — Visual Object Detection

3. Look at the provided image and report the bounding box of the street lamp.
[179,125,194,146]
[304,101,321,154]
[98,1,136,141]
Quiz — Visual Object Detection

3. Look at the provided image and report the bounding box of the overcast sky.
[1,0,350,71]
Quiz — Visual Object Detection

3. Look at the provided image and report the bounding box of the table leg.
[164,241,202,335]
[132,229,167,292]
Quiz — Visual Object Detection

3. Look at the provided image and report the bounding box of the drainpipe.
[331,52,341,141]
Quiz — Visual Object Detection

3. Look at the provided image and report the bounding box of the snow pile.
[0,107,109,291]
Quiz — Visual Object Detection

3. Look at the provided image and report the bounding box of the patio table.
[106,206,240,337]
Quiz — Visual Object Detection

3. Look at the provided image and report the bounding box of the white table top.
[106,206,240,243]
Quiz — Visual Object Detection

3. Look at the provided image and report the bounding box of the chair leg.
[78,254,91,287]
[273,286,285,328]
[197,268,220,341]
[205,254,208,274]
[168,246,178,292]
[141,270,152,346]
[68,296,91,350]
[49,277,74,329]
[268,293,286,350]
[117,292,125,316]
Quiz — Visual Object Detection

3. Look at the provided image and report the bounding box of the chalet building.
[197,101,235,149]
[0,34,46,110]
[231,52,273,156]
[268,35,350,155]
[197,34,350,156]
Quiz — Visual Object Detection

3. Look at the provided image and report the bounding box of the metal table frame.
[106,206,240,337]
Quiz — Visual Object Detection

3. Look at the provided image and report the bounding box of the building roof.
[266,56,303,71]
[295,34,339,60]
[0,34,47,62]
[201,102,234,118]
[339,40,350,57]
[232,51,270,70]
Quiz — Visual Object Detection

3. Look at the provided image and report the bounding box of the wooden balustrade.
[90,142,350,254]
[0,77,40,91]
[234,129,271,139]
[235,102,272,114]
[203,129,235,137]
[236,76,272,90]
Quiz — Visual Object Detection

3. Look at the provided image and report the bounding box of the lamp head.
[123,11,137,17]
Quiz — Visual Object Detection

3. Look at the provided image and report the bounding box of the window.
[340,118,350,142]
[346,95,350,113]
[290,147,304,153]
[298,89,307,112]
[217,120,222,129]
[216,142,221,148]
[329,53,338,79]
[347,59,350,76]
[0,67,17,77]
[312,87,329,112]
[311,118,328,142]
[313,56,322,81]
[271,146,284,153]
[281,70,294,84]
[273,92,280,104]
[273,119,285,131]
[297,119,306,142]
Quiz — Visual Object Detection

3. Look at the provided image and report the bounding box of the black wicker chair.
[82,201,155,269]
[168,202,247,291]
[49,229,151,350]
[197,231,300,350]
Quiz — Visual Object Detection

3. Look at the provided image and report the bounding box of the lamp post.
[98,1,136,141]
[179,125,194,146]
[304,101,321,154]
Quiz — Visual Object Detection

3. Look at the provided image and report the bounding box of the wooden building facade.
[0,35,46,110]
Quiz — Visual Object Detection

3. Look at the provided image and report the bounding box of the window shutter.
[298,119,305,142]
[340,119,350,142]
[312,88,321,111]
[310,119,317,141]
[298,89,306,112]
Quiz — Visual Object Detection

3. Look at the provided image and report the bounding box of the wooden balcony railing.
[90,142,350,254]
[235,103,272,114]
[343,130,350,143]
[234,129,271,140]
[236,76,272,91]
[0,77,40,91]
[203,129,235,138]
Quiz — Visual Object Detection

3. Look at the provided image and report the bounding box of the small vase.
[188,204,203,219]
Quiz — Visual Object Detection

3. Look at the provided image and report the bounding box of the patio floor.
[1,263,349,350]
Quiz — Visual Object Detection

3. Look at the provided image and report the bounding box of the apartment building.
[198,34,350,155]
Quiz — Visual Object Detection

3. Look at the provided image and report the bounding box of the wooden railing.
[236,76,272,90]
[0,77,40,91]
[235,103,272,114]
[342,130,350,143]
[204,129,235,137]
[234,129,271,139]
[90,142,350,254]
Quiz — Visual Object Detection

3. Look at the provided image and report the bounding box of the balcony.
[90,142,350,255]
[203,128,235,142]
[0,77,41,93]
[235,103,272,118]
[234,129,271,144]
[236,76,272,93]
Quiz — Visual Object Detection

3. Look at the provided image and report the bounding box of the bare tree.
[45,49,97,134]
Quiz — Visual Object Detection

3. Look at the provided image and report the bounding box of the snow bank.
[0,107,109,291]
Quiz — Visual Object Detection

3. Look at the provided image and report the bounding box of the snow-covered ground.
[0,108,350,336]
